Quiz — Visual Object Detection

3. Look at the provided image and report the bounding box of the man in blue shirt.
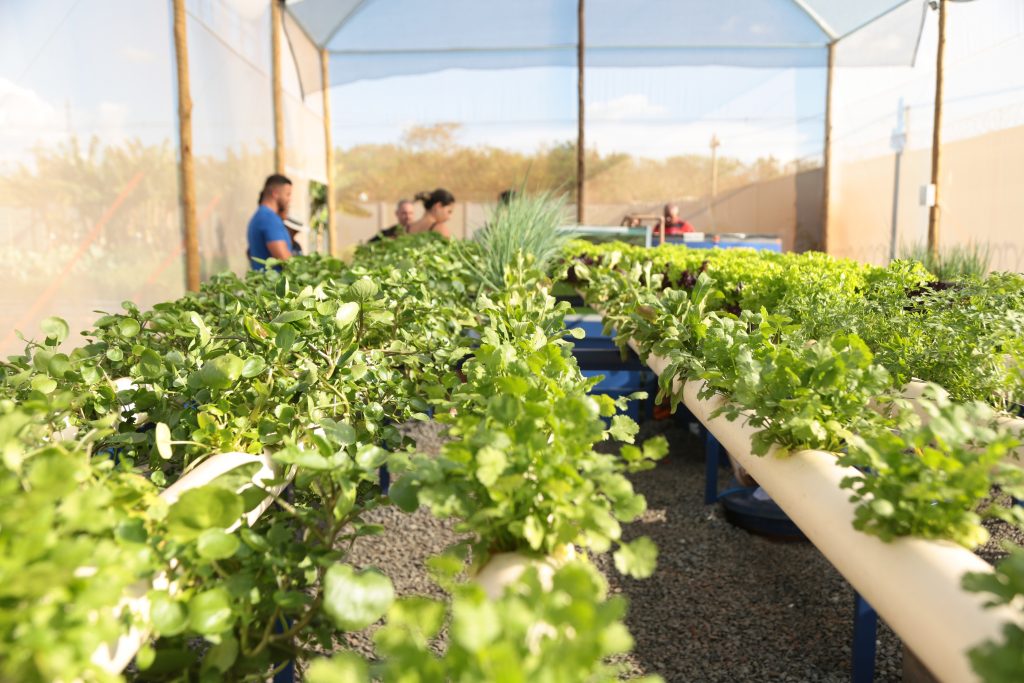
[247,174,293,270]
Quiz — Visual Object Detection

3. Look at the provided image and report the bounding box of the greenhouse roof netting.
[285,0,926,87]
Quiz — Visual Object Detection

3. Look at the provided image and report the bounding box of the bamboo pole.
[172,0,200,292]
[820,41,835,254]
[271,0,285,174]
[928,0,948,262]
[576,0,585,224]
[320,49,338,255]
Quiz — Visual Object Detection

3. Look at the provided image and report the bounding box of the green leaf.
[139,348,164,379]
[106,347,124,362]
[118,318,141,338]
[196,529,240,560]
[273,310,309,324]
[307,653,370,683]
[197,354,244,390]
[30,375,57,394]
[355,444,388,471]
[608,415,640,443]
[335,302,360,330]
[614,536,658,579]
[241,356,267,378]
[155,422,172,460]
[275,324,297,353]
[41,316,69,342]
[451,595,500,650]
[202,634,238,673]
[475,446,507,487]
[166,487,244,542]
[386,596,446,638]
[387,475,419,512]
[188,588,234,635]
[149,592,188,636]
[322,565,394,631]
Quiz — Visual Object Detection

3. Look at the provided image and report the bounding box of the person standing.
[406,188,455,239]
[369,199,417,242]
[247,174,293,270]
[663,203,695,235]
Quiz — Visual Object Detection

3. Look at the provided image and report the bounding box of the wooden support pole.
[820,41,835,254]
[928,0,948,262]
[320,49,338,255]
[271,0,286,174]
[172,0,200,292]
[576,0,585,224]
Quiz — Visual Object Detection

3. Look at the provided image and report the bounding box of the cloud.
[588,94,668,122]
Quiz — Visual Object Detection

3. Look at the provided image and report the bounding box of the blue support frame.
[851,592,878,683]
[272,616,295,683]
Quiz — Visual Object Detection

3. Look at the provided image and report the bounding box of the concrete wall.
[828,124,1024,273]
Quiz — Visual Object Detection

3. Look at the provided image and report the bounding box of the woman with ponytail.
[406,188,456,238]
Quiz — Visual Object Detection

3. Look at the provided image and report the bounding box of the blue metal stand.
[704,430,723,504]
[851,592,878,683]
[272,617,295,683]
[379,465,391,495]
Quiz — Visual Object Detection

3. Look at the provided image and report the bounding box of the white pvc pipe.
[641,346,1021,683]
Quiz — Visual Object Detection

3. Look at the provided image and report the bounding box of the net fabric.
[285,0,923,87]
[0,0,181,357]
[0,0,328,356]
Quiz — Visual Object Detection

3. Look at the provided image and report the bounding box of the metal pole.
[710,134,720,231]
[576,0,585,224]
[271,0,286,174]
[889,103,909,262]
[320,49,338,255]
[171,0,200,292]
[821,41,835,253]
[927,0,947,262]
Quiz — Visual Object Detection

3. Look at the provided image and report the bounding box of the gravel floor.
[341,417,908,682]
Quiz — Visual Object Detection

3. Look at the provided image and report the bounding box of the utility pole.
[271,0,286,174]
[576,0,586,224]
[709,134,720,231]
[320,48,337,255]
[821,40,835,253]
[889,99,909,261]
[927,0,948,262]
[171,0,200,292]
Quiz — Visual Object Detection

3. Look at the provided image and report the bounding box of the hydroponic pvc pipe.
[640,346,1021,683]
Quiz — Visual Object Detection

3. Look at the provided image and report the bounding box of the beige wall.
[828,124,1024,273]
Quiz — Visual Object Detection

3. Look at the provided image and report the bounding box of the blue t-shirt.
[247,205,292,270]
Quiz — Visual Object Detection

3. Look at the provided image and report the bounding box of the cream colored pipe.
[640,345,1020,683]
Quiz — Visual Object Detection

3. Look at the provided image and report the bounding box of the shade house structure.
[283,0,933,249]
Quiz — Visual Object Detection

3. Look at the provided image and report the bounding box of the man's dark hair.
[261,174,292,201]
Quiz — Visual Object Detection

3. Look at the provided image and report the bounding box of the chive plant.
[458,190,570,290]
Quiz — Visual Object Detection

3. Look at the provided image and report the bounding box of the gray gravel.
[340,420,461,659]
[591,418,902,682]
[337,418,909,682]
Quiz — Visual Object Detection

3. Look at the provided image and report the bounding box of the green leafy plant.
[458,189,569,290]
[390,275,665,576]
[962,547,1024,682]
[838,385,1024,547]
[900,240,992,281]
